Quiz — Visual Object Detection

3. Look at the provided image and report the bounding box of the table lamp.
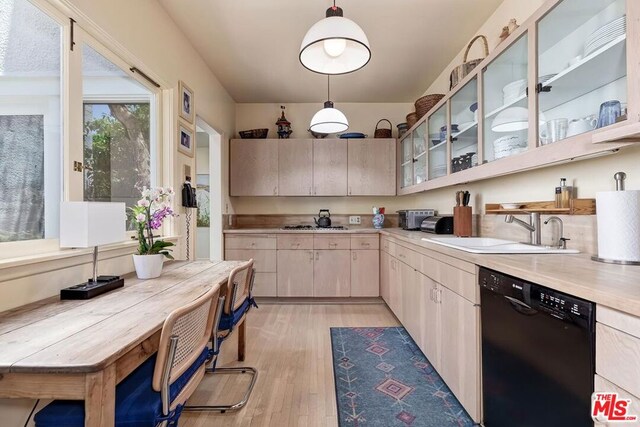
[59,201,127,299]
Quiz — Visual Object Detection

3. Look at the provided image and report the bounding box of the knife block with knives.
[454,191,472,237]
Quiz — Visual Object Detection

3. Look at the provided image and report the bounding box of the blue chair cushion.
[219,297,256,332]
[34,347,211,427]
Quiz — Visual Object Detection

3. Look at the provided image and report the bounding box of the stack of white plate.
[502,74,556,105]
[584,16,626,57]
[493,135,527,160]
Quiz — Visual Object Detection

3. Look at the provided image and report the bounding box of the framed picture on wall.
[178,80,194,123]
[177,121,194,157]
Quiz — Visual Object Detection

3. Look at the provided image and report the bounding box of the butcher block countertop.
[224,227,640,317]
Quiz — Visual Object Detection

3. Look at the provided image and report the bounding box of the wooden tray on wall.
[485,199,596,215]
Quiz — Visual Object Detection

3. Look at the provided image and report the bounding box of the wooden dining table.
[0,260,244,426]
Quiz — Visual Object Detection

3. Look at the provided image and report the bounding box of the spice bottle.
[560,178,573,209]
[555,186,562,208]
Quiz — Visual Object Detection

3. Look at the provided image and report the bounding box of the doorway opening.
[195,118,223,261]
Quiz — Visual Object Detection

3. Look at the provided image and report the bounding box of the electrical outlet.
[349,216,361,225]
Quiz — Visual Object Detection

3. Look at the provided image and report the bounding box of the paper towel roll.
[596,190,640,262]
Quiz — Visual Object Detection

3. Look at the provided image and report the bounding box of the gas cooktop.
[281,225,349,231]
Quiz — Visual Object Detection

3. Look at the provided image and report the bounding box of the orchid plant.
[130,187,176,259]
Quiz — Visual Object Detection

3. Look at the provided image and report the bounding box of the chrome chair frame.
[185,266,258,413]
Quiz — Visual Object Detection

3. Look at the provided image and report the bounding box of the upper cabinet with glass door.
[428,104,448,179]
[399,121,428,189]
[482,33,529,163]
[450,77,479,172]
[537,0,627,144]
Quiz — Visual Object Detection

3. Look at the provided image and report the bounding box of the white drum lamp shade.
[60,202,126,248]
[300,7,371,75]
[310,101,349,134]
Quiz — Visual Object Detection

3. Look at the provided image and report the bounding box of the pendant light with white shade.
[299,1,371,75]
[310,76,349,134]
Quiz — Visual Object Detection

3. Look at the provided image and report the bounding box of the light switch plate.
[349,216,361,225]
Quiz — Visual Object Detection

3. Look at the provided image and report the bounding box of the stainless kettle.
[314,209,331,228]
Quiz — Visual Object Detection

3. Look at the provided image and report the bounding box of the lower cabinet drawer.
[596,322,640,398]
[351,235,379,250]
[314,235,350,250]
[277,234,314,250]
[252,273,277,297]
[395,244,418,270]
[225,234,276,250]
[225,249,277,273]
[419,254,478,304]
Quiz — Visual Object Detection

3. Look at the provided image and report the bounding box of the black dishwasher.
[480,267,595,427]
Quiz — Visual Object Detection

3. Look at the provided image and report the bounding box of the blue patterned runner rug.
[330,327,476,427]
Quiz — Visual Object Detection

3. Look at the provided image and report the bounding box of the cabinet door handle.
[313,187,317,195]
[308,187,312,195]
[315,251,319,261]
[273,186,277,195]
[352,252,357,260]
[329,242,337,248]
[291,243,300,248]
[361,242,370,247]
[437,288,442,304]
[349,186,352,195]
[309,251,314,262]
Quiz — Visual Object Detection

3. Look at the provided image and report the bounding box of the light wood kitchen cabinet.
[252,273,277,297]
[380,251,391,304]
[313,250,350,297]
[277,250,314,297]
[225,234,277,297]
[438,284,480,421]
[230,139,279,196]
[350,250,379,297]
[388,257,403,319]
[347,138,396,196]
[419,273,440,370]
[278,139,313,196]
[313,139,348,196]
[400,265,423,348]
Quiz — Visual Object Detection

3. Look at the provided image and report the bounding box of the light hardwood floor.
[182,302,399,427]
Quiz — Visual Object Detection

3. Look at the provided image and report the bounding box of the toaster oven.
[397,209,436,230]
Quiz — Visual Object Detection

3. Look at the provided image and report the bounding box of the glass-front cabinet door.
[400,133,413,188]
[450,77,479,172]
[428,104,447,179]
[412,121,427,185]
[537,0,627,144]
[483,33,529,163]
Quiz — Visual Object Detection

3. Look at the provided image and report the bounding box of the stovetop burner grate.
[281,225,348,230]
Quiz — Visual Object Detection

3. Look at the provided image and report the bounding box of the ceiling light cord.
[327,75,330,101]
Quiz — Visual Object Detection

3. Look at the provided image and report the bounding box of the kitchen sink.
[422,237,580,254]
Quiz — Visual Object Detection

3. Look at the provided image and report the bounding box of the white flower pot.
[133,254,165,279]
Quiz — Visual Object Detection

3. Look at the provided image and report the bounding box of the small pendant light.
[310,76,349,134]
[299,1,371,75]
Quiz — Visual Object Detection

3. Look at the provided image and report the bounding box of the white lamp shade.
[310,106,349,134]
[60,202,126,248]
[300,16,371,75]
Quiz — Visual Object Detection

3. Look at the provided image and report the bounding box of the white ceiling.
[158,0,504,103]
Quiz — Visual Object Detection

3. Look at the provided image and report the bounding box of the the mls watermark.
[592,392,638,423]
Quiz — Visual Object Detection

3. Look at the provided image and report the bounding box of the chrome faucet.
[505,212,541,245]
[544,216,568,249]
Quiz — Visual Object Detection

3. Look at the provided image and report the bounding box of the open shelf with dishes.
[396,0,639,196]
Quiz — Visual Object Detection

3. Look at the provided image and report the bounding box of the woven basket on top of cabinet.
[406,112,418,128]
[415,94,445,119]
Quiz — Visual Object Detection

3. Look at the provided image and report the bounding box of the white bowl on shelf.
[500,203,524,210]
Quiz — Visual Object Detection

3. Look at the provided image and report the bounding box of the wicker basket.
[415,94,445,119]
[449,35,489,90]
[406,112,418,128]
[374,119,393,138]
[239,128,269,139]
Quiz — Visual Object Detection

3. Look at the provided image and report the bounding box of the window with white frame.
[0,0,62,243]
[81,45,156,229]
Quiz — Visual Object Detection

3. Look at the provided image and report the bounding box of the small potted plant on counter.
[130,187,176,279]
